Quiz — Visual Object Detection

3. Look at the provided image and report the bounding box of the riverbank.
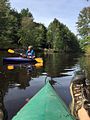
[85,45,90,56]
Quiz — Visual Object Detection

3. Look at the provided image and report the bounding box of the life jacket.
[26,49,35,57]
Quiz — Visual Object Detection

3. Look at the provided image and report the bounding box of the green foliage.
[79,36,90,51]
[47,18,80,52]
[21,8,33,19]
[76,7,90,38]
[0,1,80,53]
[33,23,47,48]
[8,9,21,45]
[79,55,90,83]
[79,36,90,45]
[18,16,35,47]
[47,19,60,49]
[0,0,11,47]
[18,9,47,48]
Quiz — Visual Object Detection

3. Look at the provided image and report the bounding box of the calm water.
[0,51,90,120]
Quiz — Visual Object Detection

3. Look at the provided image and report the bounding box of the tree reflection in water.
[0,74,8,120]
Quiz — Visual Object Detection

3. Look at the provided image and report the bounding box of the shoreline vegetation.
[0,1,81,53]
[0,47,90,55]
[0,1,90,54]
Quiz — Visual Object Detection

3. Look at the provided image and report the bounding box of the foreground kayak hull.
[12,82,75,120]
[3,57,37,64]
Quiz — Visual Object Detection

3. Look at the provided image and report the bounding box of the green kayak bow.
[12,82,76,120]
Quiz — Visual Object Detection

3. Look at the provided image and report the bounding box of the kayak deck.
[12,82,75,120]
[3,57,37,64]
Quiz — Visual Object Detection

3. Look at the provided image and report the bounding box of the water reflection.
[44,53,80,77]
[1,62,44,119]
[3,63,44,89]
[0,74,8,120]
[0,51,90,120]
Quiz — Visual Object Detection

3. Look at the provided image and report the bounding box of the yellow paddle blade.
[35,62,43,68]
[7,65,14,70]
[8,49,15,54]
[35,58,43,63]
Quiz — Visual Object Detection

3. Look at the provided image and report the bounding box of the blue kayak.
[3,57,37,64]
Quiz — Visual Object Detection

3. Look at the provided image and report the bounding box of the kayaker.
[26,45,35,59]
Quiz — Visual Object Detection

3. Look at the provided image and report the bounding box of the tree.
[79,36,90,48]
[18,9,34,47]
[76,7,90,38]
[18,8,47,48]
[20,8,33,19]
[47,18,80,52]
[33,23,47,48]
[8,9,21,46]
[47,18,63,50]
[0,0,12,47]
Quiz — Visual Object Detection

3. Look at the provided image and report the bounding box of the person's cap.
[28,45,32,49]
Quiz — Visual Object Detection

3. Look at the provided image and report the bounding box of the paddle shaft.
[8,49,43,63]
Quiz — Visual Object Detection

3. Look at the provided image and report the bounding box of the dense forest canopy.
[0,0,82,52]
[47,18,80,52]
[76,7,90,38]
[76,6,90,53]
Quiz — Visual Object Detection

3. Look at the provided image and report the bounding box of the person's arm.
[78,106,90,120]
[30,50,35,58]
[26,50,28,56]
[20,51,27,58]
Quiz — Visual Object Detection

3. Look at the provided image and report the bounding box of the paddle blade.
[8,49,15,54]
[35,62,43,68]
[35,58,43,63]
[7,65,14,70]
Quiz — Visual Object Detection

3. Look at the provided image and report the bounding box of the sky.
[10,0,90,35]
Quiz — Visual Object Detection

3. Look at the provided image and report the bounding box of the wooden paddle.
[8,49,43,63]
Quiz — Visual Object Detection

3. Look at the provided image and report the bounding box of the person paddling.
[26,46,35,59]
[20,46,35,59]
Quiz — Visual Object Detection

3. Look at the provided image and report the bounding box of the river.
[0,51,90,120]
